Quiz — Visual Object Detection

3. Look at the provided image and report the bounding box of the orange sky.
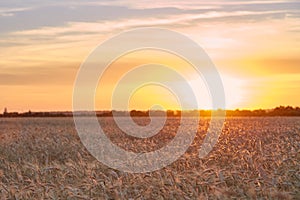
[0,0,299,112]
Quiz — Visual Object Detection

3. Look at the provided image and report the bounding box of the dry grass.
[0,117,299,199]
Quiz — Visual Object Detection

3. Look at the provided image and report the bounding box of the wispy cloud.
[0,7,33,17]
[1,1,299,33]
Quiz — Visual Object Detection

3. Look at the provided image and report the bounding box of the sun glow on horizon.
[187,75,248,110]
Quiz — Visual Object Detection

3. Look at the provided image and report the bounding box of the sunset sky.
[0,0,299,112]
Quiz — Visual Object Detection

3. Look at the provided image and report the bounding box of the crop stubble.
[0,117,299,199]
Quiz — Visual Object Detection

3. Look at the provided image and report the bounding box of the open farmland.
[0,117,299,199]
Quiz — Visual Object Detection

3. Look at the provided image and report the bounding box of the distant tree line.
[1,106,300,118]
[1,109,72,118]
[225,106,300,117]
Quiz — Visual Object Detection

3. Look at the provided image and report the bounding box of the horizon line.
[2,105,300,113]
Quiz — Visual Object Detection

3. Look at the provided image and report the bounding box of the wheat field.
[0,117,299,199]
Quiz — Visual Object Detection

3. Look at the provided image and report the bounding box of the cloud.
[0,4,184,33]
[0,0,299,85]
[0,7,33,17]
[0,65,77,86]
[1,1,299,34]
